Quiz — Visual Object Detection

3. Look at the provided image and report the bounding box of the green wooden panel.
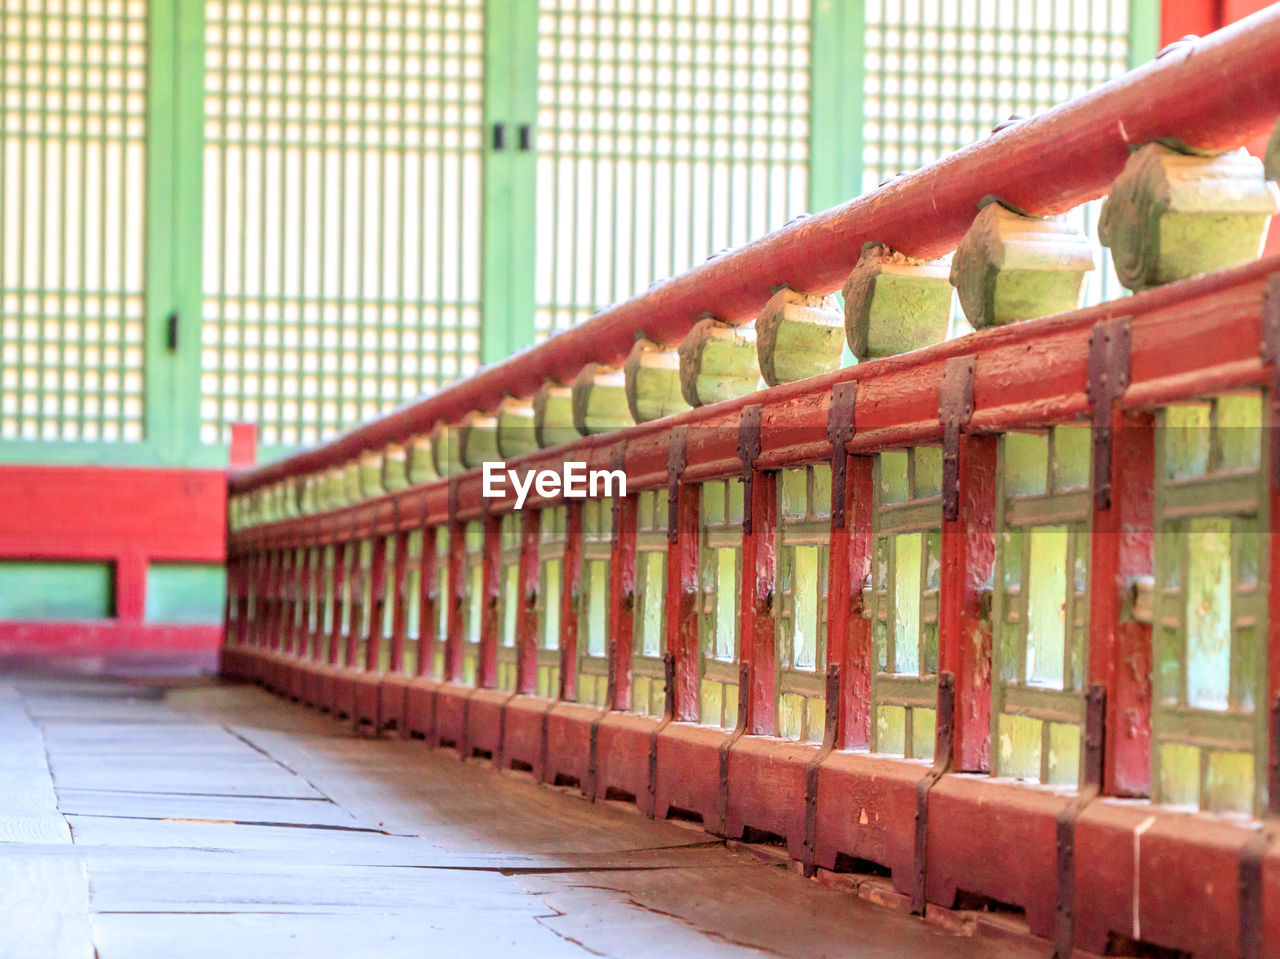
[0,560,114,620]
[870,447,942,758]
[1152,395,1268,815]
[991,426,1091,784]
[776,463,830,743]
[144,562,226,623]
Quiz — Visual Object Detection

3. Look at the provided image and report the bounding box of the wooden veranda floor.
[0,676,1043,958]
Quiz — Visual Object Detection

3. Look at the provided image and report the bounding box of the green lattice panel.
[870,446,943,760]
[631,487,667,717]
[1152,395,1268,816]
[776,463,830,743]
[1,0,148,441]
[577,497,612,706]
[495,513,520,693]
[863,0,1134,306]
[698,478,743,730]
[533,0,812,336]
[201,0,486,447]
[536,503,567,697]
[990,426,1091,785]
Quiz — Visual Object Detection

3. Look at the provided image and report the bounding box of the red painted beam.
[0,621,221,676]
[0,466,225,562]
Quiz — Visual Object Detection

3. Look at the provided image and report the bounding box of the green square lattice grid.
[533,0,812,336]
[870,446,943,760]
[776,463,831,743]
[201,0,486,447]
[1,0,148,442]
[990,427,1091,785]
[1152,396,1268,815]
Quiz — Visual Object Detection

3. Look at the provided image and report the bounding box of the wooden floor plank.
[0,855,95,959]
[1,676,1047,959]
[53,789,359,828]
[89,911,588,959]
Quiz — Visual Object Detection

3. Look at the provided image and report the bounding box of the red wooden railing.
[223,9,1280,958]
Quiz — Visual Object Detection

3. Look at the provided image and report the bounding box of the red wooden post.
[515,510,542,695]
[364,535,389,672]
[310,544,326,663]
[345,533,365,669]
[298,546,315,658]
[284,547,302,657]
[223,552,239,639]
[477,515,501,687]
[1264,389,1274,798]
[836,456,874,749]
[668,481,700,723]
[607,493,638,711]
[233,554,251,649]
[274,547,291,653]
[559,501,584,701]
[263,548,282,651]
[742,470,778,736]
[388,530,411,675]
[415,526,438,677]
[939,434,997,772]
[284,547,301,657]
[244,549,261,649]
[328,540,347,666]
[287,548,300,660]
[1089,410,1155,796]
[444,519,466,682]
[115,547,147,625]
[229,422,258,469]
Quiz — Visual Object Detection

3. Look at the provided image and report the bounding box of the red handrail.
[230,5,1280,495]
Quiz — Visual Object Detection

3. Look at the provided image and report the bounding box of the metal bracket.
[739,404,764,535]
[1053,683,1107,959]
[802,664,841,877]
[1260,275,1280,490]
[911,671,956,915]
[585,712,601,802]
[1239,693,1280,959]
[716,661,752,836]
[645,650,677,818]
[939,357,976,522]
[666,428,687,544]
[828,383,857,530]
[1087,317,1132,511]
